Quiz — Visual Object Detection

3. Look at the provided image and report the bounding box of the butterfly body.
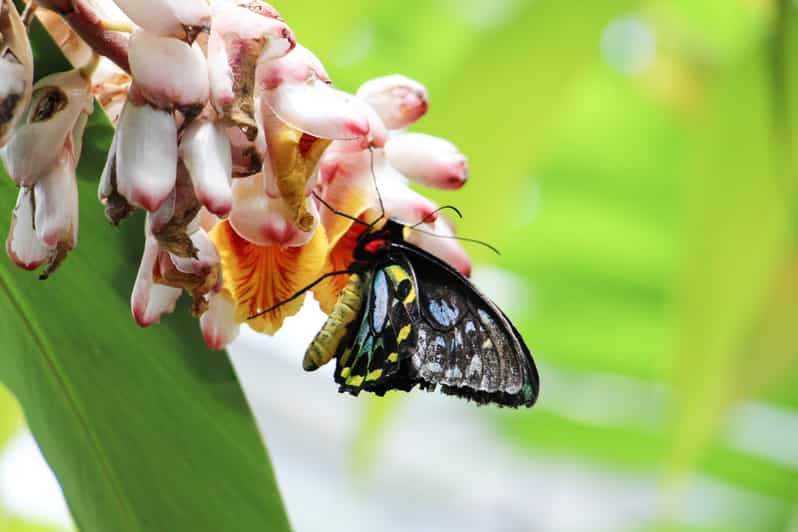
[305,219,539,408]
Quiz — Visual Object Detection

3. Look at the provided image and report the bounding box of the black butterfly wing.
[332,243,539,408]
[395,242,539,407]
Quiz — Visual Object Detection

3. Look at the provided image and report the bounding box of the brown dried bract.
[151,163,202,258]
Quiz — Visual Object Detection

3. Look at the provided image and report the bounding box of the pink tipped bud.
[356,75,429,130]
[115,99,178,211]
[256,43,329,90]
[211,1,294,59]
[263,81,371,141]
[200,291,240,350]
[128,30,209,109]
[384,133,468,189]
[33,148,79,249]
[131,236,182,327]
[180,120,233,216]
[6,188,52,271]
[113,0,210,39]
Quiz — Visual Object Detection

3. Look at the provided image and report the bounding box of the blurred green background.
[279,0,798,530]
[4,0,798,530]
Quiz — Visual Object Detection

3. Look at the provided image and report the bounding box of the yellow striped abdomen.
[303,273,366,371]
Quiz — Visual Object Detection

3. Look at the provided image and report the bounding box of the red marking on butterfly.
[364,239,387,254]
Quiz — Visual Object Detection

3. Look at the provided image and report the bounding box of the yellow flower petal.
[210,220,328,334]
[263,114,332,232]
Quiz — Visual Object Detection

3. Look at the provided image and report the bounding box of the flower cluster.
[0,0,471,350]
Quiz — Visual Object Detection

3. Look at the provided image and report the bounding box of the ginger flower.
[2,66,93,277]
[0,0,474,351]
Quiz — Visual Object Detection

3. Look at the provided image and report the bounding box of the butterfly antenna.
[410,205,463,228]
[312,191,370,228]
[247,269,353,320]
[406,226,501,256]
[367,145,386,230]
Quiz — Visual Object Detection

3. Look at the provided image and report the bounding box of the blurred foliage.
[283,0,798,530]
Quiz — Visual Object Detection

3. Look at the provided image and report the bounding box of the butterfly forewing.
[396,241,538,407]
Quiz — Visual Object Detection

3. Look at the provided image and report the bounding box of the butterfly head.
[352,219,407,262]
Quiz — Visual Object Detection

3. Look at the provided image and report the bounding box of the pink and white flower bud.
[264,80,371,141]
[356,75,429,130]
[128,30,209,109]
[209,1,292,83]
[113,0,210,40]
[33,148,79,249]
[0,0,33,147]
[6,188,51,271]
[405,217,472,277]
[179,119,233,216]
[229,172,318,247]
[256,43,329,90]
[114,99,178,211]
[1,69,93,186]
[200,291,240,350]
[384,133,468,189]
[131,235,182,327]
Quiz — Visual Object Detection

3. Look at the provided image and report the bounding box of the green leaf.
[0,16,291,532]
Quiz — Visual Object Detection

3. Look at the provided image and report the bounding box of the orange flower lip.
[210,220,328,335]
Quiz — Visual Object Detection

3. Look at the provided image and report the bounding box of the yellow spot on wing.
[397,324,412,344]
[366,369,383,381]
[385,265,410,283]
[340,367,351,378]
[387,352,399,363]
[385,266,416,304]
[404,284,416,305]
[347,375,364,387]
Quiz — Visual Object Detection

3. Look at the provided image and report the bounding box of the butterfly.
[298,202,540,408]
